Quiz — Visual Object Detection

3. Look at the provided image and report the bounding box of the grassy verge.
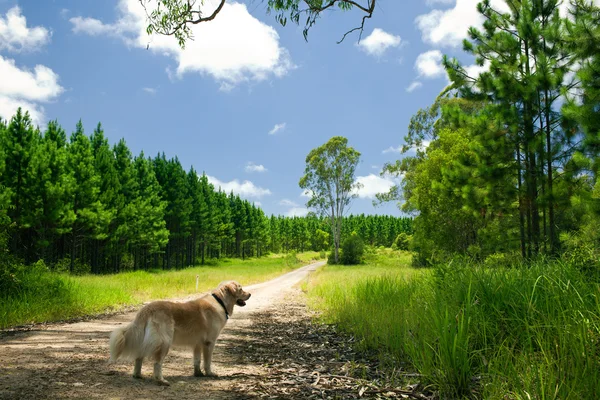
[305,249,600,399]
[0,253,320,329]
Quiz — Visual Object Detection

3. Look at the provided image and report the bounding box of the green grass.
[0,253,319,329]
[305,250,600,399]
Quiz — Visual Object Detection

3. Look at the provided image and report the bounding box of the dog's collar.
[212,293,229,320]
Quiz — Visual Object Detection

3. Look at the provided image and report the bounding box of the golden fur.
[109,280,251,385]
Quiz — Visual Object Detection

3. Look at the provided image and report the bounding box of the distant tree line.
[0,109,411,274]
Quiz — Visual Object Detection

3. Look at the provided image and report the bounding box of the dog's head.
[217,281,251,307]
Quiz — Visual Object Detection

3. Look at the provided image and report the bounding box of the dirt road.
[0,262,325,400]
[0,262,429,400]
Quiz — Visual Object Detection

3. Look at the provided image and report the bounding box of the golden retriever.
[109,280,251,385]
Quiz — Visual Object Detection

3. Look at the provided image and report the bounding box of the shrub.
[284,251,299,266]
[341,233,365,265]
[392,232,412,251]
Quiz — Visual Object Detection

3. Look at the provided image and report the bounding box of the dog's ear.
[225,282,237,295]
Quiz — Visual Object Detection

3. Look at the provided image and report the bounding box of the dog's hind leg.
[133,358,143,379]
[152,343,171,386]
[193,345,203,377]
[202,341,217,377]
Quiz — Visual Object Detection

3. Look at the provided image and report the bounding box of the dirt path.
[0,262,428,400]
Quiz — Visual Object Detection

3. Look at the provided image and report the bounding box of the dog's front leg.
[202,341,217,377]
[193,345,203,377]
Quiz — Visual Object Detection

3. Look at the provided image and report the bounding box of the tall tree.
[1,109,37,256]
[67,121,110,272]
[130,152,169,268]
[443,0,574,256]
[299,136,361,263]
[27,121,75,261]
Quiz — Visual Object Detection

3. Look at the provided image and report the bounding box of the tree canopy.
[140,0,377,46]
[299,136,361,263]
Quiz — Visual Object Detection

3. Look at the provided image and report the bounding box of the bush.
[327,250,339,265]
[284,251,299,266]
[392,232,412,251]
[341,233,365,265]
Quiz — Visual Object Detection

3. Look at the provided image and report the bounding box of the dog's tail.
[109,315,172,362]
[109,320,146,362]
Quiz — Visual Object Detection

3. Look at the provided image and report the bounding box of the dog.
[109,280,251,385]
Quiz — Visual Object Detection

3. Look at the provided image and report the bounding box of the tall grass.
[0,253,317,329]
[306,251,600,398]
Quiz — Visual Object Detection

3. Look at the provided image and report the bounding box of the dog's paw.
[133,374,142,379]
[205,372,218,378]
[194,370,204,377]
[157,379,171,386]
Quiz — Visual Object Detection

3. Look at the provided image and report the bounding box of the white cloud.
[142,87,157,94]
[0,58,63,102]
[426,0,455,5]
[416,0,510,48]
[286,207,308,217]
[0,6,50,52]
[279,199,298,207]
[268,122,286,135]
[70,16,118,36]
[207,175,271,199]
[415,50,445,79]
[254,201,262,207]
[245,162,267,173]
[382,145,403,154]
[464,61,489,79]
[353,174,396,199]
[0,95,44,125]
[406,81,423,92]
[357,28,402,57]
[0,56,64,125]
[70,0,294,90]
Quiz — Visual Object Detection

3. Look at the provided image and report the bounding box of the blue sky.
[0,0,504,216]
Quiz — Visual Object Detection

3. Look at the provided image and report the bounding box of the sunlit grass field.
[0,252,321,329]
[305,249,600,399]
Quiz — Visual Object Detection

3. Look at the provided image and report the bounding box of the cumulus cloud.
[245,162,267,173]
[279,199,298,207]
[416,0,510,48]
[382,145,403,154]
[357,28,402,57]
[0,6,51,52]
[286,207,309,217]
[70,0,294,90]
[406,81,423,92]
[0,7,62,125]
[268,122,286,135]
[207,175,271,199]
[415,50,445,79]
[353,174,397,199]
[426,0,455,5]
[0,58,63,102]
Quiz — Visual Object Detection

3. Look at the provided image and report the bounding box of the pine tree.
[67,120,109,272]
[443,0,574,256]
[1,108,38,257]
[27,120,75,262]
[130,152,169,269]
